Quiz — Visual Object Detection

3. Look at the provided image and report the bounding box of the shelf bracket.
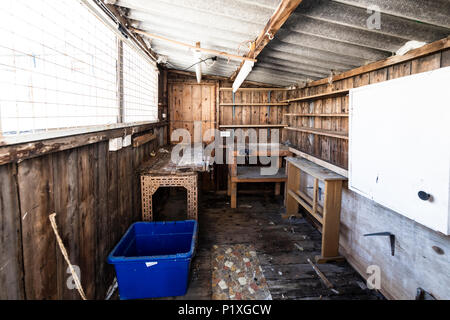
[364,232,395,256]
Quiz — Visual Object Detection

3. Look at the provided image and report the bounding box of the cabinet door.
[349,67,450,235]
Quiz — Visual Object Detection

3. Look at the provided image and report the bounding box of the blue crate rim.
[107,220,198,264]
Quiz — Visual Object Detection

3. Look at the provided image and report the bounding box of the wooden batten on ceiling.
[230,0,304,81]
[131,28,256,63]
[167,69,278,87]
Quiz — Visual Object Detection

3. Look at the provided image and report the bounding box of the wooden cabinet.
[349,67,450,235]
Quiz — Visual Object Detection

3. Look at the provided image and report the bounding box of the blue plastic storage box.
[107,220,198,300]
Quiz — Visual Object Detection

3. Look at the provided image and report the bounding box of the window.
[0,0,158,139]
[123,42,159,123]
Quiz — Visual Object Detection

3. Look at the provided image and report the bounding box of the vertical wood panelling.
[78,145,97,299]
[53,149,79,300]
[0,126,162,299]
[0,163,24,299]
[95,142,110,299]
[19,155,57,299]
[169,82,216,143]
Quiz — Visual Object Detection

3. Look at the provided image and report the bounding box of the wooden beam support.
[132,132,157,147]
[281,89,349,103]
[306,36,450,88]
[220,102,288,106]
[230,0,303,81]
[131,28,256,62]
[167,69,275,87]
[0,122,167,165]
[219,87,289,91]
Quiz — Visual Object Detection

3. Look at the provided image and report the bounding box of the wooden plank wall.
[219,87,287,144]
[285,48,450,171]
[288,48,450,300]
[0,129,161,299]
[167,72,286,191]
[168,77,217,143]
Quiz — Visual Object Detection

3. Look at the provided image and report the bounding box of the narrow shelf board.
[219,124,287,128]
[281,89,349,103]
[284,127,349,139]
[232,166,287,182]
[220,103,289,106]
[284,113,348,117]
[286,157,347,181]
[288,147,349,178]
[219,87,290,91]
[287,189,324,224]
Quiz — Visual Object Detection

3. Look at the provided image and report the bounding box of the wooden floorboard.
[152,190,384,300]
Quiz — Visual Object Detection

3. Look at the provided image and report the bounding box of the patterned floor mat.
[211,244,272,300]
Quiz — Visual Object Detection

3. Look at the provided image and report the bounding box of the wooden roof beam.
[230,0,303,81]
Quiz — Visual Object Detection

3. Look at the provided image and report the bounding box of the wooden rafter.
[230,0,303,81]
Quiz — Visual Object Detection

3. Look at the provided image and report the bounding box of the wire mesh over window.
[0,0,118,135]
[0,0,159,138]
[122,42,158,123]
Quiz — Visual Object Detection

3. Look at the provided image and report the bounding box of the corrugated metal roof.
[112,0,450,86]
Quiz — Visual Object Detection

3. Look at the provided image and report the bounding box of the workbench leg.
[227,174,231,196]
[283,163,301,219]
[275,182,281,196]
[231,182,237,209]
[316,180,345,263]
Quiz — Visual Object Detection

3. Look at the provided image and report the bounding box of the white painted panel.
[349,67,450,235]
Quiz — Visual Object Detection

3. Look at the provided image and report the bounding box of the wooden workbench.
[227,143,292,208]
[284,156,347,263]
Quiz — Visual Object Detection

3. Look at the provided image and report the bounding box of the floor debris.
[212,244,272,300]
[307,258,338,294]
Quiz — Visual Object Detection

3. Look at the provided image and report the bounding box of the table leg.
[231,182,237,209]
[275,182,281,196]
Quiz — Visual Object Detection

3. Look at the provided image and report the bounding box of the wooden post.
[316,180,344,263]
[284,162,301,218]
[275,182,281,196]
[312,178,319,215]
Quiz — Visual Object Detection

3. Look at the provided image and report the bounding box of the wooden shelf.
[284,126,348,140]
[219,124,287,128]
[220,102,289,106]
[219,87,289,91]
[232,166,287,183]
[281,89,349,103]
[284,113,348,117]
